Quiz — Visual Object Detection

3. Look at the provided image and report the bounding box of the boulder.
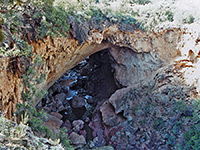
[51,83,62,94]
[54,92,67,104]
[62,120,72,134]
[108,87,133,120]
[91,146,114,150]
[43,113,63,134]
[72,96,86,108]
[100,101,125,127]
[69,132,86,146]
[50,112,63,120]
[72,120,84,132]
[100,87,134,127]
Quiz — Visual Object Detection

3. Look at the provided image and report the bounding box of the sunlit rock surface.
[1,1,200,122]
[1,1,200,149]
[0,25,184,119]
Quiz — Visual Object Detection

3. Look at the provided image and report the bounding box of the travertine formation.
[0,25,186,120]
[0,57,23,119]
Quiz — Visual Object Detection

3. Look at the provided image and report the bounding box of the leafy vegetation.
[183,15,195,24]
[178,99,200,150]
[15,54,74,149]
[16,54,48,131]
[165,10,174,22]
[0,0,29,13]
[34,5,70,39]
[58,128,75,150]
[183,125,200,150]
[0,114,65,149]
[166,134,176,147]
[153,117,165,130]
[131,0,151,5]
[85,7,105,22]
[0,0,29,44]
[0,1,75,149]
[173,100,188,113]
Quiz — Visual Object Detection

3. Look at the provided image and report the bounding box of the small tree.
[0,0,55,44]
[0,0,30,43]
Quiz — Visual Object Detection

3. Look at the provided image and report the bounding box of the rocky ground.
[36,48,200,150]
[1,1,200,150]
[0,111,65,149]
[37,49,118,149]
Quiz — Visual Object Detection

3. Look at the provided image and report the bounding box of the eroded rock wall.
[0,57,23,119]
[107,28,181,87]
[0,26,182,119]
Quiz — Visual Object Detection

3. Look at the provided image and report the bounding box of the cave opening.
[37,48,121,143]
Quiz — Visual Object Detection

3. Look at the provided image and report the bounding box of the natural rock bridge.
[0,24,193,120]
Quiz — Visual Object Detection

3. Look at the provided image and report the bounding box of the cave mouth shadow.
[37,48,120,136]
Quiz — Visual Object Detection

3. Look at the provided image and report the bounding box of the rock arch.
[0,25,181,119]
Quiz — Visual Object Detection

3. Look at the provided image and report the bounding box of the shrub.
[165,10,174,22]
[58,128,75,150]
[179,99,200,150]
[131,0,151,5]
[153,117,165,130]
[35,5,70,39]
[183,124,200,150]
[183,15,195,24]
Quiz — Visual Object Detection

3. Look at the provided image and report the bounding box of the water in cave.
[37,48,119,145]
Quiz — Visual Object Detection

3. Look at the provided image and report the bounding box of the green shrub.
[173,100,188,113]
[58,128,75,150]
[131,0,151,5]
[165,11,174,22]
[35,5,70,39]
[193,99,200,111]
[153,118,165,130]
[183,15,195,24]
[85,7,104,22]
[183,124,200,150]
[179,99,200,150]
[167,135,176,146]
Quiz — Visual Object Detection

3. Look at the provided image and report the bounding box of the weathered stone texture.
[0,57,23,119]
[0,26,182,120]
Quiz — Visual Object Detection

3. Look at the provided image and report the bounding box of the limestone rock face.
[0,25,184,120]
[109,29,181,87]
[0,57,23,120]
[109,46,163,87]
